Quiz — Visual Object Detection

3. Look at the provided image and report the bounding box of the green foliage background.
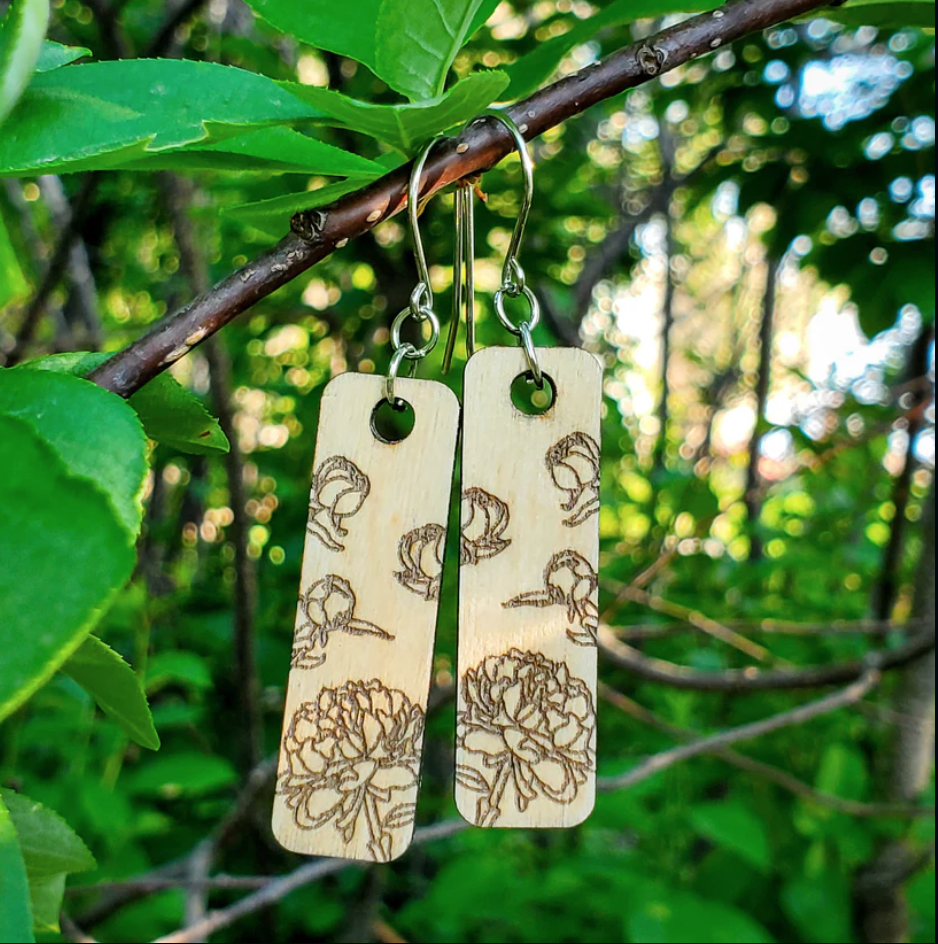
[0,0,934,942]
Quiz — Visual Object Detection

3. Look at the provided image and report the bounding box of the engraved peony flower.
[456,649,595,826]
[278,680,424,862]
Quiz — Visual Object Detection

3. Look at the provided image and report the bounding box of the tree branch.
[598,623,936,692]
[599,683,935,817]
[88,0,836,398]
[598,664,882,791]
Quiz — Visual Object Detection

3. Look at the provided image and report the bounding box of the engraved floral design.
[278,681,423,862]
[546,432,600,527]
[460,487,511,565]
[456,649,595,826]
[503,550,598,647]
[394,523,446,600]
[307,455,370,552]
[292,575,392,669]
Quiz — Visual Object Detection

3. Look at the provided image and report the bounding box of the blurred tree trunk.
[744,254,779,561]
[873,326,934,620]
[855,482,935,943]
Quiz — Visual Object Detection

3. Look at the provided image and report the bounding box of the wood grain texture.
[455,347,602,828]
[273,373,459,862]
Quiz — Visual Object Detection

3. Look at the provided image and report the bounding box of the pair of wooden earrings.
[272,115,601,863]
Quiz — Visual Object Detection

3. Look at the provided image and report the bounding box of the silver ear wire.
[386,138,443,404]
[484,111,543,387]
[442,179,476,374]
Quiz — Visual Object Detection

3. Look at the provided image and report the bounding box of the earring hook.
[442,179,476,374]
[485,111,543,387]
[386,137,443,404]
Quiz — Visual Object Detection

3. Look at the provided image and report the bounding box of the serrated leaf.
[375,0,500,101]
[0,59,325,176]
[0,794,34,943]
[62,635,160,750]
[283,70,508,153]
[246,0,498,101]
[690,800,772,872]
[0,0,50,125]
[245,0,383,77]
[505,0,720,100]
[0,415,136,721]
[0,791,95,877]
[0,369,147,536]
[19,352,229,455]
[124,126,384,176]
[35,40,89,72]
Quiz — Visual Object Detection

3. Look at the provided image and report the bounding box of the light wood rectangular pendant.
[455,347,601,829]
[273,373,459,862]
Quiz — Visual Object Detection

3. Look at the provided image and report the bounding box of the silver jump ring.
[386,343,418,404]
[494,283,540,336]
[519,322,543,388]
[391,306,441,359]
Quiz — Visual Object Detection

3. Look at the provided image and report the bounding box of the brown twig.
[598,623,935,692]
[151,820,468,944]
[602,578,776,663]
[598,664,883,791]
[88,0,836,398]
[59,914,100,944]
[599,683,935,817]
[610,616,929,641]
[373,918,410,944]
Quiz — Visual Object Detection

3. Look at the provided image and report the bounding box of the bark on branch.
[88,0,835,397]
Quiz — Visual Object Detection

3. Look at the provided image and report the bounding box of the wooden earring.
[273,142,459,862]
[454,114,601,829]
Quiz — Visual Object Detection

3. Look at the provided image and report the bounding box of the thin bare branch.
[598,666,882,791]
[598,623,936,692]
[599,684,935,817]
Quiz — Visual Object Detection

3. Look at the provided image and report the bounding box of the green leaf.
[123,126,384,176]
[34,40,89,72]
[26,872,65,934]
[283,70,509,153]
[815,743,869,802]
[504,0,718,100]
[247,0,498,101]
[245,0,383,77]
[822,0,936,28]
[223,176,382,238]
[0,790,95,877]
[126,753,237,797]
[627,887,775,943]
[0,59,325,177]
[689,800,772,872]
[0,212,28,308]
[19,352,229,455]
[0,415,135,721]
[62,635,160,750]
[0,369,147,536]
[0,0,50,125]
[145,650,212,693]
[375,0,501,101]
[781,870,853,943]
[0,794,33,944]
